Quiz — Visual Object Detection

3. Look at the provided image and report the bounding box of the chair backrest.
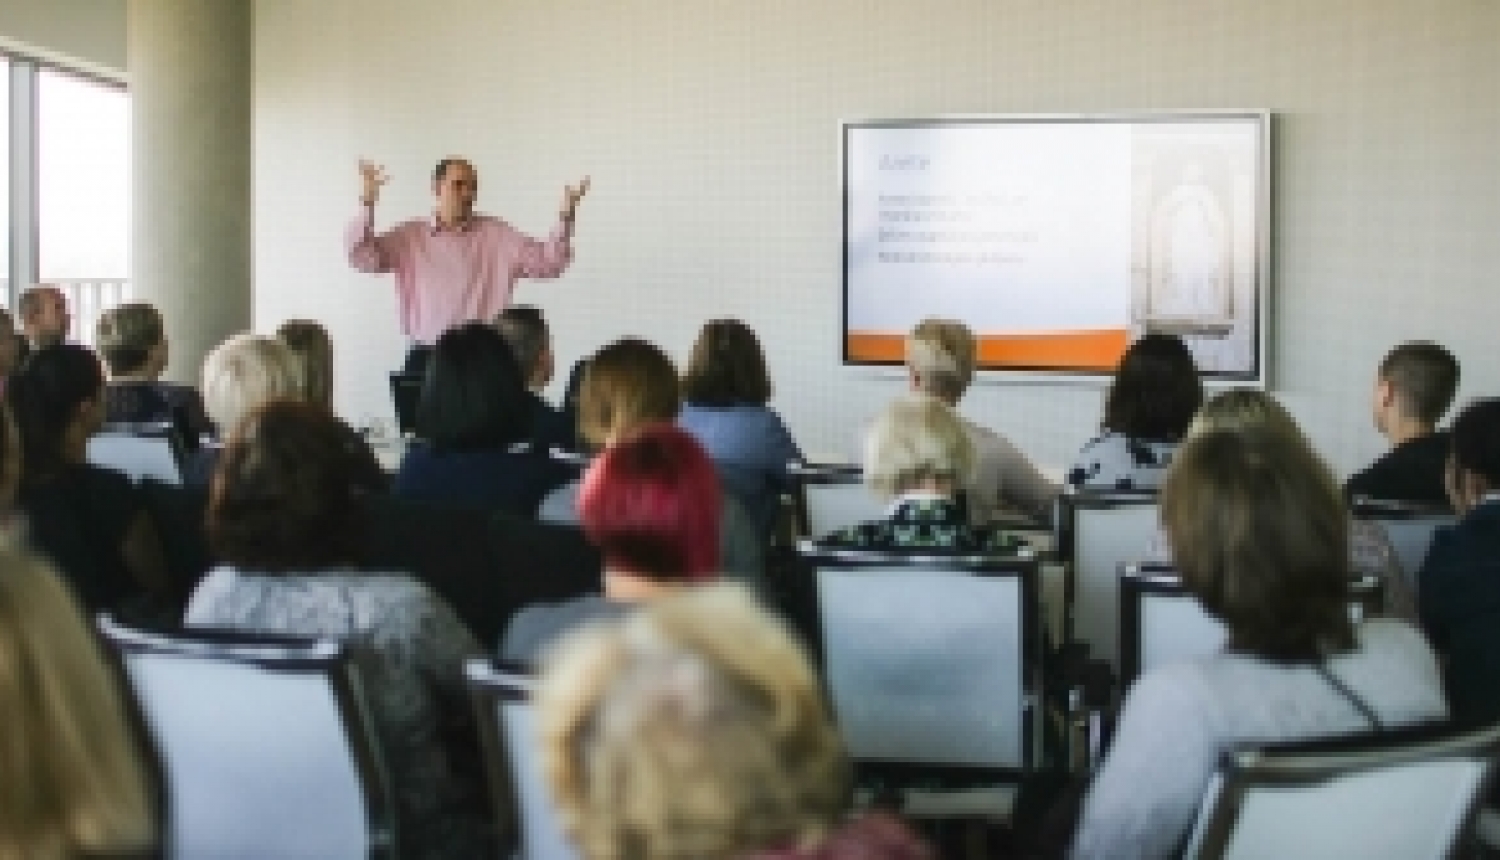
[1119,565,1386,691]
[1352,498,1455,594]
[136,479,214,608]
[1184,720,1500,859]
[488,513,603,631]
[790,463,880,538]
[1057,490,1161,666]
[88,423,185,485]
[800,544,1039,777]
[465,659,582,860]
[359,497,508,643]
[98,616,395,859]
[388,372,424,437]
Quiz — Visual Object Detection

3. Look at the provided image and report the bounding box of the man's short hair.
[433,157,469,183]
[493,306,550,380]
[1379,342,1460,426]
[95,303,165,376]
[17,285,61,323]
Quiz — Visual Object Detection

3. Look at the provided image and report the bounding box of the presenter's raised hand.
[560,177,590,222]
[359,159,390,207]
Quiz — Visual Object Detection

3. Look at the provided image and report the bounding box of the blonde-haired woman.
[185,333,305,486]
[96,302,214,439]
[1172,388,1416,619]
[0,536,157,858]
[905,319,1057,526]
[820,394,1019,553]
[537,583,930,860]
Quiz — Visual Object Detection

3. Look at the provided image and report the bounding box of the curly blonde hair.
[536,584,851,860]
[863,394,976,499]
[0,536,156,858]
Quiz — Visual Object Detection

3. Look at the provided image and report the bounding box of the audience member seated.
[904,318,1058,526]
[96,302,214,440]
[17,283,70,357]
[0,308,23,392]
[536,583,932,860]
[1070,426,1447,859]
[1067,333,1202,492]
[1165,387,1418,620]
[393,322,575,512]
[1346,341,1460,508]
[184,401,490,858]
[0,533,157,858]
[501,423,720,664]
[538,338,764,584]
[276,319,389,490]
[275,319,336,409]
[1418,398,1500,726]
[493,305,576,451]
[189,333,304,486]
[9,344,171,614]
[679,318,804,538]
[818,394,1020,554]
[191,332,386,491]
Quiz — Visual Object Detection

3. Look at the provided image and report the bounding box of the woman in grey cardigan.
[1070,426,1446,860]
[184,401,489,859]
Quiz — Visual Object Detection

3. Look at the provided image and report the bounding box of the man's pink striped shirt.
[345,208,573,344]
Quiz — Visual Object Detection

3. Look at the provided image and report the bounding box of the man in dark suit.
[493,305,576,452]
[1345,341,1460,508]
[1419,398,1500,724]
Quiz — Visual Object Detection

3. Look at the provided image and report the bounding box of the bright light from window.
[0,55,10,294]
[38,68,130,281]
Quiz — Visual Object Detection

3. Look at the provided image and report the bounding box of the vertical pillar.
[128,0,250,383]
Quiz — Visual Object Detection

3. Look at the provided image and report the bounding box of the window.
[1,55,10,306]
[3,55,130,339]
[37,67,129,283]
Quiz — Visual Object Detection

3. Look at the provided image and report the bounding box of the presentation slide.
[843,114,1268,379]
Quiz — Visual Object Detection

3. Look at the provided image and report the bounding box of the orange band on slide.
[848,329,1131,371]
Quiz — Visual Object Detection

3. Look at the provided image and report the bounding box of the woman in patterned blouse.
[1067,334,1203,492]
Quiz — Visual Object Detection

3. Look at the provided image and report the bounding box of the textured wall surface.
[253,0,1500,476]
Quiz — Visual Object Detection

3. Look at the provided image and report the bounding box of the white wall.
[0,0,125,77]
[253,0,1500,476]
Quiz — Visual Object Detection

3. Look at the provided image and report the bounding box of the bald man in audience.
[17,284,71,357]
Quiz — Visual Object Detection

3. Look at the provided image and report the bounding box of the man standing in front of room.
[346,157,589,373]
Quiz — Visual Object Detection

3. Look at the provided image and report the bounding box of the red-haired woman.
[501,423,721,664]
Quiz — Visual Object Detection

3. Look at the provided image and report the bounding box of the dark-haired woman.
[1419,398,1500,728]
[185,401,489,859]
[393,322,576,512]
[1067,334,1203,491]
[8,344,170,613]
[678,319,803,537]
[1070,427,1446,859]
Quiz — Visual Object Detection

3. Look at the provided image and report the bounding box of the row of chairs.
[97,546,1500,858]
[99,615,577,858]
